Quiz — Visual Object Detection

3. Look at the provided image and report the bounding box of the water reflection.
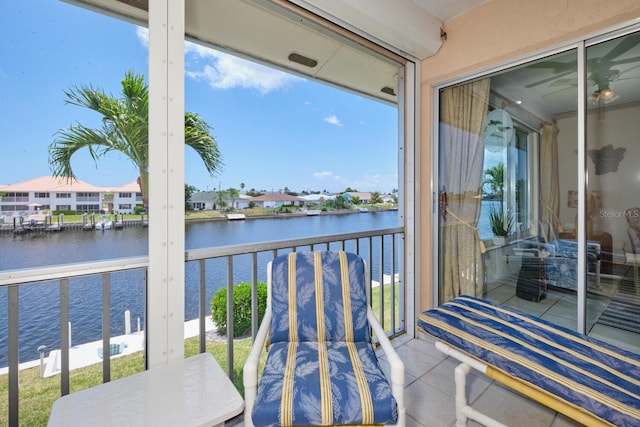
[1,211,399,365]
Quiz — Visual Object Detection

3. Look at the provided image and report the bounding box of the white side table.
[47,352,244,427]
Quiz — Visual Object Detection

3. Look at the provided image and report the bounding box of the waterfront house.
[2,1,640,426]
[344,191,372,204]
[0,176,143,216]
[187,190,216,211]
[188,191,254,211]
[250,192,305,209]
[299,193,336,205]
[112,181,144,214]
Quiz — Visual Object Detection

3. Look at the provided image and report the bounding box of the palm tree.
[227,187,240,210]
[370,191,383,204]
[48,70,222,207]
[483,162,505,200]
[214,189,229,212]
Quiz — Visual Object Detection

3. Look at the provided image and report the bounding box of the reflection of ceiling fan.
[525,33,640,104]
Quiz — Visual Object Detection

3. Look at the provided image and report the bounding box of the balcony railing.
[0,226,405,426]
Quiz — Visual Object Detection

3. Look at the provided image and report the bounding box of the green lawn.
[0,336,256,426]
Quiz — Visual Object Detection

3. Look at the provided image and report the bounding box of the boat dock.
[0,317,217,377]
[1,217,148,235]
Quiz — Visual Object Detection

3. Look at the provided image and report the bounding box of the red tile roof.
[251,192,304,202]
[0,176,138,192]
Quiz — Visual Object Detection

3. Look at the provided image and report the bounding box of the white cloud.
[311,171,396,193]
[136,27,298,94]
[313,171,341,180]
[136,27,148,46]
[352,174,398,193]
[324,115,343,126]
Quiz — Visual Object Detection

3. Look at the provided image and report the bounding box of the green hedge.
[210,282,267,337]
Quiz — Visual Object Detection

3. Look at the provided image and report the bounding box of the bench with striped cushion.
[418,295,640,426]
[250,250,399,426]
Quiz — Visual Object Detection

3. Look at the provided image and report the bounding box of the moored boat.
[226,213,246,220]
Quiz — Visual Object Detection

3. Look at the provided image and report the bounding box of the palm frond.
[49,70,222,206]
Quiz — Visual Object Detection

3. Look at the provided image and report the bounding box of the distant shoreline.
[0,207,398,234]
[184,207,397,222]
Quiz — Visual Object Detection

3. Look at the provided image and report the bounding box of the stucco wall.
[419,0,640,310]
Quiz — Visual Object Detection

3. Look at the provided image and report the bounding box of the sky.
[0,1,398,194]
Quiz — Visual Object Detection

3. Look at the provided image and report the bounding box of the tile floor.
[231,334,589,427]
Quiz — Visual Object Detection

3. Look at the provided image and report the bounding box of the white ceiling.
[67,0,487,105]
[289,0,487,59]
[64,0,639,119]
[490,32,640,121]
[410,0,488,21]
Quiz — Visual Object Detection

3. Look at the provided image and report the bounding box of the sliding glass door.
[583,32,640,349]
[436,28,640,350]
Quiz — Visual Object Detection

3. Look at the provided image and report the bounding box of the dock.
[0,317,217,377]
[1,218,148,235]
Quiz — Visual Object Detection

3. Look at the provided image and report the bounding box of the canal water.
[0,211,399,366]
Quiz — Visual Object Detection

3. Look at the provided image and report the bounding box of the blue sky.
[0,1,398,194]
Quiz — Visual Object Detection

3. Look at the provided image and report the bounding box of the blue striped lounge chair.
[243,250,405,427]
[418,295,640,426]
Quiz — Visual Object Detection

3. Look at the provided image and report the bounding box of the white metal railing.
[0,227,405,426]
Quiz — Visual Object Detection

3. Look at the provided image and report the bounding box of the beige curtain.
[439,79,490,303]
[539,123,561,240]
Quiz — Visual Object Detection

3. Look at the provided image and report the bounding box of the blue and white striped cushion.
[252,250,398,426]
[418,296,640,426]
[252,341,398,426]
[270,250,370,344]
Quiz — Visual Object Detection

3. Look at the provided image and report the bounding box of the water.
[478,200,501,239]
[0,211,399,366]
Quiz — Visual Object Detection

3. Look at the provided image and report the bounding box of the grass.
[372,281,402,336]
[0,336,257,426]
[0,282,399,426]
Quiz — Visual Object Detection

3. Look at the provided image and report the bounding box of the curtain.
[439,79,490,303]
[539,123,560,240]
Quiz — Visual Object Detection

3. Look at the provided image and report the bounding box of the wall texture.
[556,103,640,247]
[419,0,640,309]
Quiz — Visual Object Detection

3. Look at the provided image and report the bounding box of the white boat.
[305,209,321,216]
[357,207,369,212]
[95,219,113,230]
[226,213,246,220]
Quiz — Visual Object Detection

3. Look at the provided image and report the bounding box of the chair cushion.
[251,341,398,426]
[418,296,640,427]
[270,251,370,343]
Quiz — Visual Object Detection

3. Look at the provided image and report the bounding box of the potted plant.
[489,203,514,246]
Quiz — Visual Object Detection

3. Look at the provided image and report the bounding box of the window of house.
[76,204,100,213]
[77,192,99,200]
[4,192,28,202]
